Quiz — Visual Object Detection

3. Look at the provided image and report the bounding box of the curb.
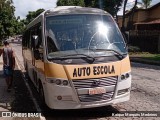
[14,50,46,120]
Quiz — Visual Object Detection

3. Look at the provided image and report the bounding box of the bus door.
[31,23,44,88]
[30,30,37,85]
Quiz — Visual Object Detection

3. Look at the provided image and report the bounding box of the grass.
[129,52,160,61]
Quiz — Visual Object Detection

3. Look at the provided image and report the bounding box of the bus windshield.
[45,14,127,59]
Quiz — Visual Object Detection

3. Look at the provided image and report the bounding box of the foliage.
[128,46,141,52]
[25,8,45,25]
[121,0,128,32]
[127,0,138,30]
[129,52,160,61]
[86,0,123,16]
[142,0,152,9]
[57,0,85,6]
[0,0,30,43]
[56,0,123,16]
[0,0,15,41]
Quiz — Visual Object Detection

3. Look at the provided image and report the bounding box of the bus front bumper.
[43,77,131,109]
[47,92,130,109]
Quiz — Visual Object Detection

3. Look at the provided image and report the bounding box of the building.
[118,2,160,53]
[118,2,160,30]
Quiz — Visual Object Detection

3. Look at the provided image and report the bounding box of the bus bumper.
[47,92,130,109]
[44,78,131,109]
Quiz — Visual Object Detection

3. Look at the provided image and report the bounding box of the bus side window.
[31,23,44,60]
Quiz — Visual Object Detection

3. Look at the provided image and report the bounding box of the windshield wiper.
[48,54,95,63]
[89,49,125,59]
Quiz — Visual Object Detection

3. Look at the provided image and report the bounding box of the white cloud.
[13,0,58,19]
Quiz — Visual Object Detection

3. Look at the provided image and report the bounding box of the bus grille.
[72,76,117,102]
[72,76,118,89]
[79,92,114,102]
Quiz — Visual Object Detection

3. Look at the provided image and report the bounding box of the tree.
[121,0,128,33]
[87,0,123,17]
[13,18,25,35]
[57,0,123,17]
[0,0,16,41]
[25,8,45,25]
[127,0,138,30]
[84,0,94,7]
[57,0,85,6]
[142,0,152,9]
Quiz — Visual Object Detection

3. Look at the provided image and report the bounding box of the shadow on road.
[10,70,37,112]
[43,106,119,120]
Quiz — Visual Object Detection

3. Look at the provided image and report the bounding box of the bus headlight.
[125,73,130,78]
[120,72,130,80]
[63,80,68,86]
[121,75,125,80]
[55,79,61,85]
[46,78,70,86]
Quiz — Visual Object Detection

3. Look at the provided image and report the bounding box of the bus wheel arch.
[24,62,30,79]
[38,80,45,104]
[25,61,27,71]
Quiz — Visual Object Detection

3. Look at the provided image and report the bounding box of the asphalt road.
[10,41,160,120]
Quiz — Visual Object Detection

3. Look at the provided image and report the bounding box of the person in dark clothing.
[0,40,15,92]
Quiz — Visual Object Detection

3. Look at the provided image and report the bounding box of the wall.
[149,6,160,20]
[137,10,148,22]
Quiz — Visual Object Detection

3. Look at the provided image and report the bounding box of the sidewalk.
[0,56,14,112]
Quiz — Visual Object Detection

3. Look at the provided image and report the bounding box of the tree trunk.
[127,0,138,30]
[121,0,128,33]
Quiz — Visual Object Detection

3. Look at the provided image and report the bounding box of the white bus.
[22,6,131,109]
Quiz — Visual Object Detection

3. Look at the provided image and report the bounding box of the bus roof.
[45,6,109,16]
[26,6,109,29]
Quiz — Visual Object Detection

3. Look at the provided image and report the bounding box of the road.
[10,41,160,120]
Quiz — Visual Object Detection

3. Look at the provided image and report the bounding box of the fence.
[129,30,160,53]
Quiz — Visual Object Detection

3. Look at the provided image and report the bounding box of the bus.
[22,6,131,109]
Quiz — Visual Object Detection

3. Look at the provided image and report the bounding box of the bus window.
[45,14,127,59]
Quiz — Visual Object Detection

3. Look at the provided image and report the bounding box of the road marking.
[15,55,46,120]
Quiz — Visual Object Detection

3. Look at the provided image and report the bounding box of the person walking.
[0,40,15,92]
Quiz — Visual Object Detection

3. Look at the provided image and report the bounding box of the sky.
[13,0,160,19]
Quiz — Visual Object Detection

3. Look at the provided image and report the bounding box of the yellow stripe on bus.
[44,55,131,80]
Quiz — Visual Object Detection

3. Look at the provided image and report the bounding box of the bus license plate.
[89,87,106,95]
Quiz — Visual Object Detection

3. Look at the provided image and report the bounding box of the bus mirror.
[32,35,39,47]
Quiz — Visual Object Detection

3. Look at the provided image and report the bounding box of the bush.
[128,46,141,52]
